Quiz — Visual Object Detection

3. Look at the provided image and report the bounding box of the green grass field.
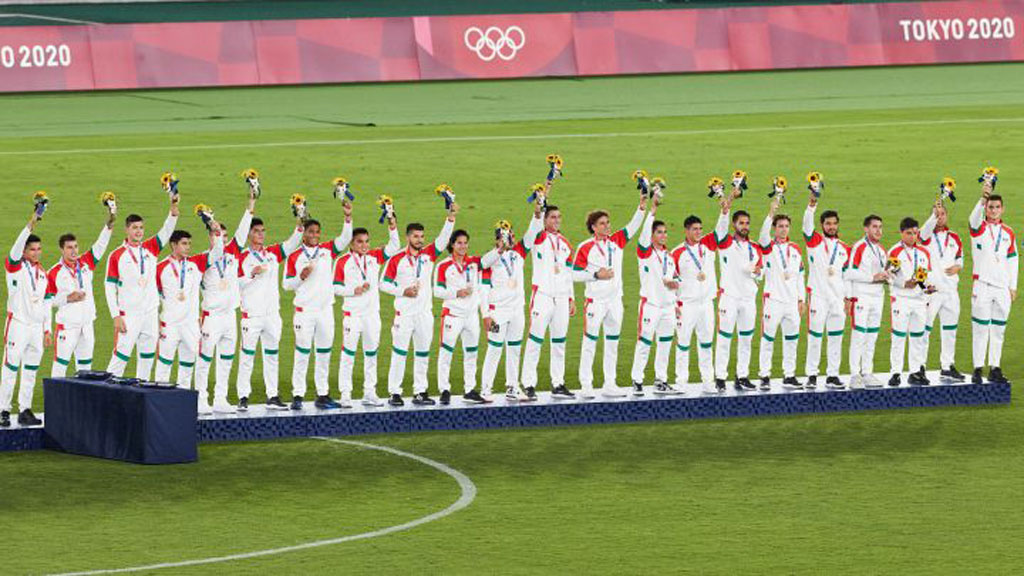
[1,63,1022,575]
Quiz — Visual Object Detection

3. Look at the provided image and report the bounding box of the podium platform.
[0,373,1010,453]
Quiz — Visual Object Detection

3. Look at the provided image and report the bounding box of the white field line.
[2,116,1023,157]
[0,13,101,25]
[45,437,477,576]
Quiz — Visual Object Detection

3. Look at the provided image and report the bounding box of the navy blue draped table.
[43,377,198,464]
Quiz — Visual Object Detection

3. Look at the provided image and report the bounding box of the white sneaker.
[863,374,884,388]
[579,386,597,400]
[505,386,529,401]
[848,375,863,389]
[361,395,385,407]
[339,395,353,409]
[701,382,719,395]
[212,400,236,414]
[600,385,627,398]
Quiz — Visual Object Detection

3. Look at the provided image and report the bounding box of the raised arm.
[758,214,773,249]
[522,212,542,250]
[920,202,939,242]
[154,208,178,252]
[969,197,985,232]
[637,210,655,251]
[480,246,500,269]
[8,223,32,265]
[802,203,816,241]
[715,209,730,245]
[621,201,647,243]
[332,218,353,255]
[90,223,113,262]
[281,221,304,257]
[232,208,254,250]
[433,214,456,255]
[383,221,401,259]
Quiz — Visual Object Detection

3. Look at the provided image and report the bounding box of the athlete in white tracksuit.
[714,203,765,388]
[105,197,179,379]
[521,203,577,398]
[381,207,457,405]
[845,215,891,388]
[434,234,489,403]
[572,201,646,397]
[757,201,807,390]
[802,197,851,389]
[630,197,682,394]
[333,219,400,406]
[480,215,542,400]
[154,229,222,402]
[672,204,729,393]
[886,219,935,387]
[919,200,965,381]
[193,208,253,413]
[1,215,50,427]
[967,184,1018,384]
[237,216,303,410]
[47,211,114,378]
[283,210,354,409]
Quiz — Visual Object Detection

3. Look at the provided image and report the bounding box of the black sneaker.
[888,374,901,387]
[413,392,436,406]
[238,397,249,412]
[266,396,289,410]
[18,409,41,426]
[632,381,645,396]
[524,386,538,401]
[315,395,341,409]
[734,378,755,391]
[715,379,727,393]
[290,395,304,411]
[782,377,803,390]
[989,367,1009,384]
[825,376,845,390]
[551,385,575,399]
[463,390,488,404]
[389,394,405,407]
[941,365,966,382]
[759,377,771,391]
[973,368,985,385]
[908,370,930,386]
[440,390,452,406]
[806,375,818,389]
[0,411,9,428]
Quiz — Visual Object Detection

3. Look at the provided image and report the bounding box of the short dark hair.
[304,219,321,230]
[58,233,77,248]
[732,210,750,224]
[863,214,883,227]
[169,230,191,244]
[772,214,791,226]
[352,227,369,240]
[988,194,1003,205]
[406,222,424,235]
[250,217,264,230]
[821,210,839,225]
[585,210,609,234]
[25,234,41,247]
[125,214,144,227]
[544,204,560,216]
[900,217,919,232]
[448,229,469,253]
[683,215,702,229]
[652,219,666,232]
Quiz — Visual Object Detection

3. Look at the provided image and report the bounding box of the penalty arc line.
[3,116,1024,157]
[45,437,477,576]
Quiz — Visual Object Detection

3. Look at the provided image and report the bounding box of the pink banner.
[1,0,1022,93]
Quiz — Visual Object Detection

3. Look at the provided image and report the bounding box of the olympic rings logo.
[463,26,526,62]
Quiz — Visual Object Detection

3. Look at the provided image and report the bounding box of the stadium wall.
[1,0,1022,92]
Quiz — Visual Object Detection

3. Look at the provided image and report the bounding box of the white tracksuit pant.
[438,310,480,393]
[292,307,334,398]
[971,281,1011,369]
[849,294,884,377]
[339,311,381,399]
[759,297,801,378]
[578,297,624,390]
[924,290,960,371]
[237,313,283,400]
[522,293,570,390]
[154,320,200,389]
[715,294,757,380]
[107,311,159,380]
[51,322,95,377]
[0,316,44,413]
[630,299,675,384]
[805,294,845,378]
[890,296,928,374]
[481,308,525,395]
[388,309,433,395]
[675,298,715,385]
[194,310,237,405]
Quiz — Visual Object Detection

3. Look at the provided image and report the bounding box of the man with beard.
[802,193,851,389]
[845,215,890,389]
[919,199,965,381]
[757,198,806,391]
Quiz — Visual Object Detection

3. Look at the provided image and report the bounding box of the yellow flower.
[332,177,347,187]
[33,190,48,202]
[530,183,546,194]
[733,170,746,180]
[546,154,563,167]
[495,219,512,231]
[193,203,212,216]
[241,168,259,181]
[708,176,723,188]
[984,166,999,176]
[651,177,667,188]
[807,171,821,183]
[160,172,176,187]
[291,193,306,206]
[774,176,788,190]
[914,267,929,283]
[99,191,116,204]
[942,177,956,191]
[888,256,901,270]
[435,184,453,196]
[632,169,649,182]
[377,194,393,207]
